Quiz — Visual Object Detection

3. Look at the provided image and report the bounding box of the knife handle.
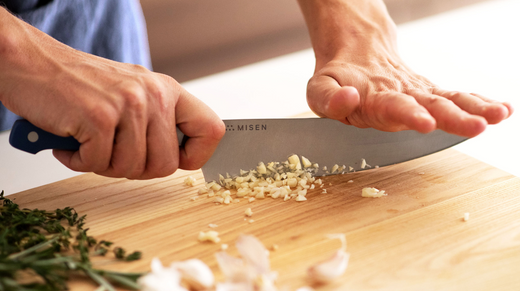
[9,119,81,154]
[9,119,186,154]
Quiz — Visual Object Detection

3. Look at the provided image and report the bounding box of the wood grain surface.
[9,148,520,290]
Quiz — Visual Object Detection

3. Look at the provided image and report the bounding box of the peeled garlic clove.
[171,259,215,290]
[308,250,350,284]
[235,234,271,275]
[139,258,187,291]
[215,251,254,283]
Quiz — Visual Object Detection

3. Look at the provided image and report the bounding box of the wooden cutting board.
[8,148,520,290]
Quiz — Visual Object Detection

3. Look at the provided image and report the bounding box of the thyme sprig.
[0,190,143,290]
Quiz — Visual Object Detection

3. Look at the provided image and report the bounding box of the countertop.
[1,0,519,195]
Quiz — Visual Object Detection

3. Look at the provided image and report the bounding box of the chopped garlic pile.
[197,155,333,205]
[361,187,387,198]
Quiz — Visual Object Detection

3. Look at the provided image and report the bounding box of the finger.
[433,88,512,124]
[175,88,225,170]
[410,90,487,137]
[53,118,115,173]
[369,92,437,133]
[137,116,179,179]
[95,112,148,179]
[469,92,514,120]
[306,75,360,123]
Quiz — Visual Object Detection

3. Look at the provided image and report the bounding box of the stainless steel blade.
[200,118,467,182]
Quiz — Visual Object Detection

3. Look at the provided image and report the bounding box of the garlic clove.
[308,250,350,284]
[138,258,188,291]
[235,234,271,275]
[171,259,215,290]
[215,251,254,283]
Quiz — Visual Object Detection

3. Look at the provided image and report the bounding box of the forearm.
[296,0,398,66]
[0,7,58,109]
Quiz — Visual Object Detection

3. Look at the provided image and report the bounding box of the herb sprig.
[0,190,143,290]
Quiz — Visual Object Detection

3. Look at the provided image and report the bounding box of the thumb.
[307,75,360,123]
[174,87,225,170]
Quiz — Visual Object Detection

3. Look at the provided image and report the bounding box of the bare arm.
[297,0,513,137]
[0,7,225,179]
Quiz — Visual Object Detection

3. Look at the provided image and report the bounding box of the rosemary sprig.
[0,190,144,290]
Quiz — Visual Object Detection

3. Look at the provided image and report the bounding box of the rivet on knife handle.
[9,119,187,154]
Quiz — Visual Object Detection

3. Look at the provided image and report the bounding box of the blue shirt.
[0,0,152,131]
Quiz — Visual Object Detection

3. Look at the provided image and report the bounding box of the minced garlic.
[198,231,220,243]
[184,176,197,187]
[361,187,387,198]
[295,194,307,202]
[245,208,253,217]
[302,156,312,168]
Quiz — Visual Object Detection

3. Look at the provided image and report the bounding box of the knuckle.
[120,85,147,114]
[446,91,461,99]
[87,105,118,136]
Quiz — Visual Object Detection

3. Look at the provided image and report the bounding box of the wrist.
[298,0,398,68]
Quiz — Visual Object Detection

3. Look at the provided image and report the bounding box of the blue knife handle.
[9,119,80,154]
[9,119,187,154]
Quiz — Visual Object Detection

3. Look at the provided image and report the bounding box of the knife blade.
[200,118,467,182]
[9,118,467,182]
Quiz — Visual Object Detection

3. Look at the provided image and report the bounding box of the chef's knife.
[9,118,467,182]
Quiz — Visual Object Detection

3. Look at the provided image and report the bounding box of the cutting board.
[8,148,520,290]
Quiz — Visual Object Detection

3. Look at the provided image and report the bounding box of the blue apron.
[0,0,152,131]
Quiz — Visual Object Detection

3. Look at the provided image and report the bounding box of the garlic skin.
[171,259,215,290]
[138,258,188,291]
[307,234,350,284]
